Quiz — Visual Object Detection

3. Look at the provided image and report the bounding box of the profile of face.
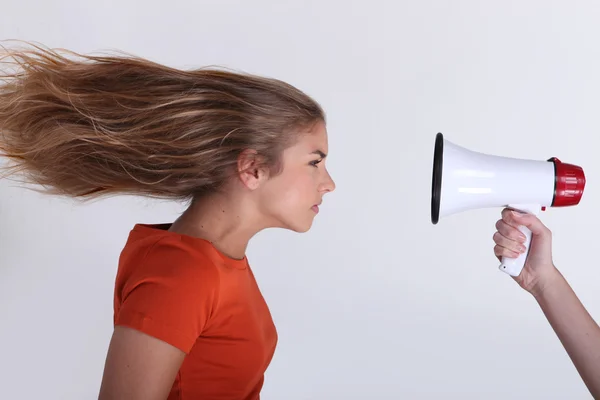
[240,120,336,232]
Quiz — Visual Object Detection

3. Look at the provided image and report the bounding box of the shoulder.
[118,226,221,293]
[114,228,222,327]
[144,235,219,277]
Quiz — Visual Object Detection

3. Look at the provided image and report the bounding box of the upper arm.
[98,325,185,400]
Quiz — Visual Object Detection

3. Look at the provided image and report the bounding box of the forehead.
[289,120,329,153]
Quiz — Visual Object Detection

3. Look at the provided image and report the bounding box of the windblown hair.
[0,42,325,201]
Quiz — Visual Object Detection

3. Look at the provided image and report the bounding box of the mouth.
[312,204,320,213]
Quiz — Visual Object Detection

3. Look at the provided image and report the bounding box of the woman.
[0,43,335,399]
[493,209,600,398]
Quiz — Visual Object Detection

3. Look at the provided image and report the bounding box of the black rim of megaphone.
[431,132,443,224]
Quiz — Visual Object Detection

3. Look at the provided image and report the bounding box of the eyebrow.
[312,150,327,158]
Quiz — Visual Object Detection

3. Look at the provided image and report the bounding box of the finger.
[495,219,526,243]
[502,208,552,238]
[501,208,526,229]
[510,211,552,238]
[493,231,526,255]
[501,208,517,225]
[494,243,521,260]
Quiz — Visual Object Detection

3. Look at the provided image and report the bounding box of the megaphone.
[431,132,585,277]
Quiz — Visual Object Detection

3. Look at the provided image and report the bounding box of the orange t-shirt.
[113,223,278,399]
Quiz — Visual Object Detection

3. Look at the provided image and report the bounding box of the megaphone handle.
[499,224,532,276]
[499,204,541,277]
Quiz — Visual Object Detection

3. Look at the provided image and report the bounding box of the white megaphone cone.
[431,132,585,277]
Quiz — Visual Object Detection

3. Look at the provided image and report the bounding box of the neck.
[169,190,263,260]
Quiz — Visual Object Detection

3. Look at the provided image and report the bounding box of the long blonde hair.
[0,42,325,200]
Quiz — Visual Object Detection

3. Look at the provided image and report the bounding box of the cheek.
[264,172,315,209]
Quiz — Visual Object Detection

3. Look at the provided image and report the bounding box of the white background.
[1,1,599,399]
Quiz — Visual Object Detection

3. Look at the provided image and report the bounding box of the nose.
[319,169,336,193]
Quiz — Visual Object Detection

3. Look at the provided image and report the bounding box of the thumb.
[510,211,550,238]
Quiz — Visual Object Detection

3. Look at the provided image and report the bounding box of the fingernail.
[511,211,523,217]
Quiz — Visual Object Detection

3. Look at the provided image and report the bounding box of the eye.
[309,158,323,167]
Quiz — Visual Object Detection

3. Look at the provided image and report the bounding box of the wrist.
[529,265,564,300]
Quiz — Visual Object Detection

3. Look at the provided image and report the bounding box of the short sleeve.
[114,238,220,353]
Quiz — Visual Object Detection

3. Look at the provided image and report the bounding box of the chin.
[278,217,315,233]
[291,224,312,233]
[268,209,317,233]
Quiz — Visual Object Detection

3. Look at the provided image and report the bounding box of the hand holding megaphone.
[431,132,585,277]
[492,208,556,294]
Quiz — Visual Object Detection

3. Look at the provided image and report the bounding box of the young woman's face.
[258,120,336,232]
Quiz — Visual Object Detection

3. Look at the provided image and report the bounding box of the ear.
[237,149,269,190]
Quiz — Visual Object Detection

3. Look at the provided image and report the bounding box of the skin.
[97,120,335,399]
[493,208,600,398]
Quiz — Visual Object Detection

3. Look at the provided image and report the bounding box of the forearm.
[534,269,600,397]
